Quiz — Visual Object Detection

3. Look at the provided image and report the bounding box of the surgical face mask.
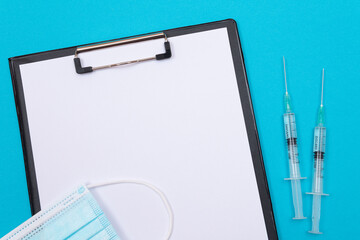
[2,180,174,240]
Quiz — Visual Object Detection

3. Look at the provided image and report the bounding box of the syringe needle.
[317,69,325,126]
[321,68,324,107]
[283,56,288,93]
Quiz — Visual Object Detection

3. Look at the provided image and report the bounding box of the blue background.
[0,1,359,239]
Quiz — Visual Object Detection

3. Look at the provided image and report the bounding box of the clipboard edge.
[8,58,40,214]
[226,19,279,240]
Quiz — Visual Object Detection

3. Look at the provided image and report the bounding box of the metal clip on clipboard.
[73,32,171,74]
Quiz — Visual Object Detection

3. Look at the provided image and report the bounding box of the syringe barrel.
[312,126,326,193]
[283,113,301,178]
[284,112,305,219]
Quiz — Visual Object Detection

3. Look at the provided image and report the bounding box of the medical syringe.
[282,57,306,220]
[307,69,329,234]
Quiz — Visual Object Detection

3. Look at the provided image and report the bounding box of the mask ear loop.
[87,180,174,240]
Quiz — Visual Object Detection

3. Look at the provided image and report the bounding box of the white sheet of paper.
[19,28,268,239]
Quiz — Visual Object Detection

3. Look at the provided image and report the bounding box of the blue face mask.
[2,185,120,240]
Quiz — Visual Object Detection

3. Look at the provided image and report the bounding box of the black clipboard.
[9,19,278,239]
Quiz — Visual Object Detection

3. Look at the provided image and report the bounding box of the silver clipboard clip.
[74,32,171,74]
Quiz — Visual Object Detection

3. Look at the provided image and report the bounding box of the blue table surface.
[1,1,359,239]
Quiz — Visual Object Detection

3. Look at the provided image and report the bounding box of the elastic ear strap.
[87,180,174,240]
